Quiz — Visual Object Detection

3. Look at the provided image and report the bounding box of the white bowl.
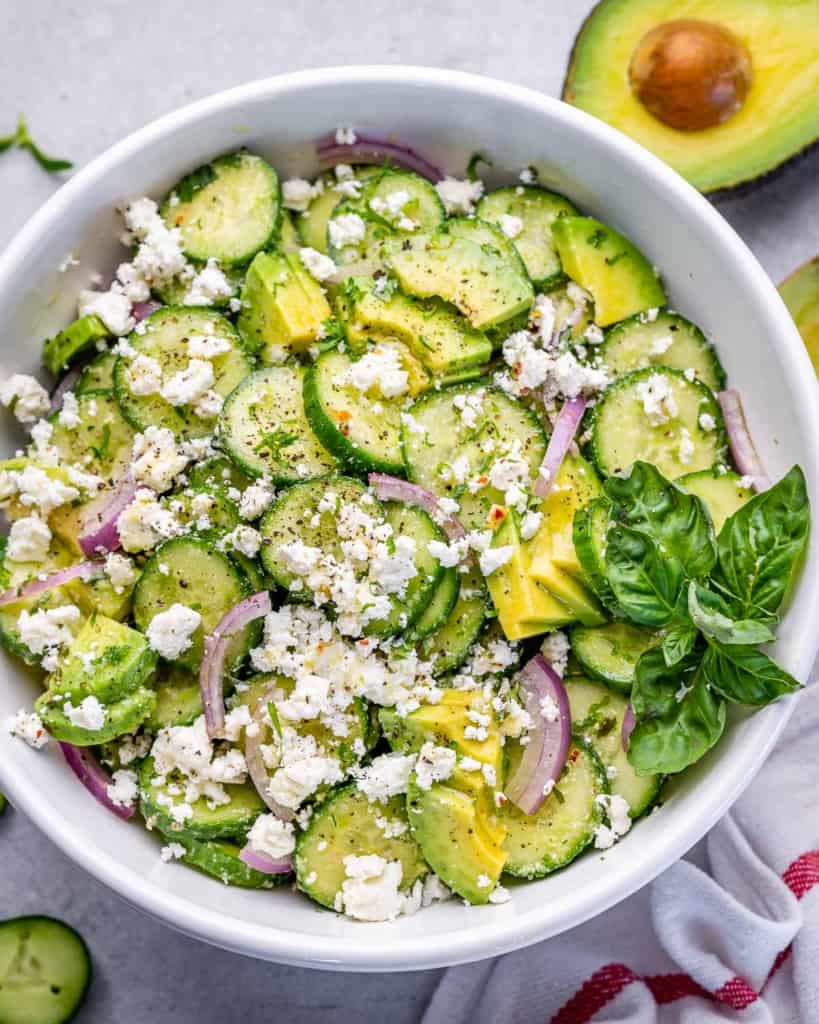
[1,66,817,973]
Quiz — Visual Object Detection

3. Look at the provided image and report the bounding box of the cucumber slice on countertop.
[590,366,726,479]
[218,364,337,483]
[161,151,281,265]
[569,621,659,693]
[0,916,91,1024]
[599,310,725,392]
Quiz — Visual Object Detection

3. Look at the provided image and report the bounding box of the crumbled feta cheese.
[478,545,514,577]
[520,510,543,541]
[78,289,134,336]
[266,726,343,809]
[299,247,337,283]
[160,842,186,862]
[125,354,164,397]
[369,190,417,231]
[354,752,417,803]
[107,768,138,807]
[489,884,511,904]
[349,344,410,399]
[541,631,570,677]
[499,214,523,239]
[186,333,233,360]
[636,373,678,426]
[0,374,51,425]
[17,604,81,668]
[146,604,201,662]
[335,127,357,145]
[435,177,484,216]
[650,333,673,355]
[117,732,151,766]
[192,389,223,420]
[584,324,604,346]
[116,488,181,552]
[8,708,48,748]
[64,695,106,732]
[56,392,81,429]
[225,524,262,558]
[375,815,408,838]
[594,793,632,849]
[150,715,247,809]
[0,465,79,516]
[239,479,275,520]
[699,412,716,432]
[414,742,456,791]
[282,178,323,212]
[678,427,695,465]
[132,426,189,492]
[104,552,137,594]
[183,259,234,306]
[339,854,406,922]
[160,359,214,408]
[739,475,755,489]
[327,213,366,250]
[6,515,51,563]
[247,813,296,861]
[427,538,469,569]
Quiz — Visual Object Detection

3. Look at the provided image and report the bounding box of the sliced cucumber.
[42,314,109,376]
[48,390,134,479]
[407,567,459,641]
[476,185,579,289]
[138,756,264,840]
[147,667,203,730]
[500,739,607,878]
[218,364,336,482]
[162,151,280,265]
[572,497,617,611]
[418,566,487,675]
[114,308,252,441]
[259,476,370,589]
[677,469,753,533]
[0,916,91,1024]
[294,784,427,910]
[569,622,659,693]
[76,349,116,394]
[161,484,240,541]
[567,676,664,818]
[401,383,547,531]
[302,348,406,475]
[590,367,726,479]
[168,835,287,888]
[186,455,253,493]
[132,536,256,672]
[600,311,725,392]
[297,167,380,254]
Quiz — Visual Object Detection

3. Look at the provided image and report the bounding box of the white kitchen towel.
[421,684,819,1024]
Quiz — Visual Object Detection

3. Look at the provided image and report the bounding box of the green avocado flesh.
[780,256,819,374]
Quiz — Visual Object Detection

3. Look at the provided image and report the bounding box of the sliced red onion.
[534,397,587,499]
[622,704,636,752]
[369,473,466,541]
[238,844,292,875]
[131,300,161,323]
[0,561,103,608]
[717,390,771,492]
[316,132,444,183]
[199,592,271,740]
[59,742,136,820]
[244,718,295,822]
[504,655,571,815]
[78,476,139,557]
[48,365,83,414]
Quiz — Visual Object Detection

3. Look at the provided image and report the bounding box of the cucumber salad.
[2,131,809,924]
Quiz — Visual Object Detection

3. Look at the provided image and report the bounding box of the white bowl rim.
[1,64,817,972]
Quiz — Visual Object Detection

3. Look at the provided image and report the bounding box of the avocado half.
[562,0,819,193]
[780,256,819,373]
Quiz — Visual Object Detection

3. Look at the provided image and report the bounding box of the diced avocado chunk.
[237,250,331,359]
[387,233,534,331]
[780,255,819,372]
[147,667,203,730]
[42,314,110,376]
[552,216,665,326]
[407,778,507,903]
[37,685,156,746]
[485,513,575,640]
[336,277,492,376]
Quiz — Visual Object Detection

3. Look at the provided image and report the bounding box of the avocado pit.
[629,19,753,132]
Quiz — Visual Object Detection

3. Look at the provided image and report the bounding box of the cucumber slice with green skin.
[113,308,253,441]
[590,367,726,479]
[500,738,607,879]
[302,348,406,475]
[259,476,372,590]
[138,757,265,840]
[0,916,91,1024]
[676,469,753,533]
[161,151,281,265]
[153,262,243,308]
[328,169,445,265]
[552,216,666,327]
[444,216,531,282]
[569,622,659,693]
[147,667,203,730]
[36,686,157,746]
[165,834,287,888]
[566,676,664,819]
[572,497,617,612]
[187,455,253,493]
[42,314,109,376]
[48,390,135,479]
[161,484,240,542]
[407,567,460,641]
[418,566,487,675]
[297,167,381,254]
[294,784,427,910]
[476,185,579,289]
[401,383,547,531]
[76,350,116,394]
[218,364,337,483]
[132,536,257,672]
[599,311,725,392]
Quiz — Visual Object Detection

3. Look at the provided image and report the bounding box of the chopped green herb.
[0,115,72,173]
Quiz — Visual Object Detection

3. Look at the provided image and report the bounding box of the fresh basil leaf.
[628,659,725,775]
[632,647,698,719]
[701,642,800,706]
[713,466,809,618]
[605,524,684,627]
[661,623,698,667]
[688,583,776,645]
[604,461,716,580]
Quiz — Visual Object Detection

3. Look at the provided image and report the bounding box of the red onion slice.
[48,365,84,414]
[533,397,587,499]
[79,476,139,557]
[504,655,571,815]
[717,390,770,492]
[131,300,161,323]
[622,704,636,752]
[199,592,271,740]
[244,718,295,821]
[316,132,444,183]
[368,473,466,541]
[59,742,136,820]
[238,845,292,875]
[0,561,103,608]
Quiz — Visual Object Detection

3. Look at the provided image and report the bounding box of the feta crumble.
[435,177,484,216]
[8,708,48,749]
[146,603,202,660]
[299,247,337,283]
[0,374,51,425]
[6,514,51,563]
